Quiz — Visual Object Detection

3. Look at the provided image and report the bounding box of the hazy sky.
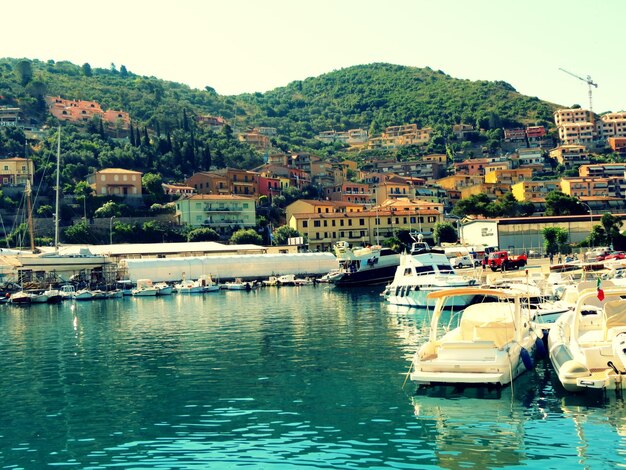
[5,0,625,113]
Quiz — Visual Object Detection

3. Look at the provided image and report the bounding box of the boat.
[43,285,63,303]
[198,274,220,292]
[9,291,33,305]
[116,280,134,296]
[59,284,76,300]
[106,289,124,299]
[548,286,626,393]
[154,282,173,295]
[73,289,94,301]
[91,290,107,300]
[325,241,401,287]
[223,278,252,290]
[132,279,158,296]
[15,127,113,275]
[30,291,49,303]
[276,274,296,286]
[383,250,477,308]
[409,288,545,387]
[262,276,279,286]
[175,277,204,293]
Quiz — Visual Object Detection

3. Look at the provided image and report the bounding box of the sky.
[4,0,626,114]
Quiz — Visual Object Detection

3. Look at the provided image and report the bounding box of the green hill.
[0,58,560,186]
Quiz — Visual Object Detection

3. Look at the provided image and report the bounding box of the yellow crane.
[559,68,598,112]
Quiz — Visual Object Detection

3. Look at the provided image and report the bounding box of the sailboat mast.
[54,127,61,250]
[25,180,36,253]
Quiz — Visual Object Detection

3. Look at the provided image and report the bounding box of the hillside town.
[1,94,626,257]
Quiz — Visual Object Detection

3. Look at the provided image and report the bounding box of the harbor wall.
[123,252,338,282]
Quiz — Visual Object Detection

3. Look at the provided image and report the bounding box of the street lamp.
[580,202,593,248]
[109,215,116,245]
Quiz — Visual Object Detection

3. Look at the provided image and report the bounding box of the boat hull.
[332,264,398,287]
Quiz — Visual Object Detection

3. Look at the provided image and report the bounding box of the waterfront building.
[175,194,256,231]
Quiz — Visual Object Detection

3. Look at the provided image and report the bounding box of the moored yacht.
[384,249,477,308]
[410,288,544,387]
[326,241,401,287]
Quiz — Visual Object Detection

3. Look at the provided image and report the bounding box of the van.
[450,255,477,269]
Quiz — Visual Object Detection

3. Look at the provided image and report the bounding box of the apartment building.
[238,131,270,151]
[286,200,365,226]
[87,168,142,198]
[287,198,443,251]
[609,137,626,153]
[560,177,613,198]
[324,182,375,204]
[511,180,561,202]
[175,194,256,230]
[516,148,544,167]
[554,108,595,127]
[484,168,533,185]
[579,163,626,178]
[186,169,260,197]
[504,128,526,142]
[196,115,226,131]
[0,157,34,185]
[554,108,626,146]
[549,145,590,168]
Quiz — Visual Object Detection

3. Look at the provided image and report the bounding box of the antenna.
[559,68,598,112]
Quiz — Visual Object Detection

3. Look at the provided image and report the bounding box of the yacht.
[326,242,401,287]
[384,249,477,308]
[154,282,173,296]
[410,288,545,387]
[132,279,158,296]
[548,286,626,393]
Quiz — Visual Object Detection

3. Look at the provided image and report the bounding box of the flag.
[597,277,605,301]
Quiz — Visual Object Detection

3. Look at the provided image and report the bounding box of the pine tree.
[129,124,135,146]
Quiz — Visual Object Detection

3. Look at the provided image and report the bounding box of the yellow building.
[560,177,612,198]
[484,168,533,185]
[288,198,443,251]
[87,168,142,198]
[435,175,484,191]
[511,180,561,202]
[0,157,34,186]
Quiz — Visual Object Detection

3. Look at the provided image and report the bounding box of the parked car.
[604,251,626,261]
[487,251,528,271]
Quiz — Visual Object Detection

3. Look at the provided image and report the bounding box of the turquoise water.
[0,286,625,469]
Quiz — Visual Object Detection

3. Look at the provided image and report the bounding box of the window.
[314,220,321,227]
[359,219,365,226]
[303,221,308,228]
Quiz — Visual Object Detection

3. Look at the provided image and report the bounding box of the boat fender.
[520,347,534,370]
[535,337,547,358]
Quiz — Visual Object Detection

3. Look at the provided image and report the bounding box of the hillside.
[0,58,561,190]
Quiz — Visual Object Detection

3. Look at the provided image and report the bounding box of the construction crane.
[559,68,598,112]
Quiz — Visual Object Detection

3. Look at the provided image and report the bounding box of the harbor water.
[1,285,625,469]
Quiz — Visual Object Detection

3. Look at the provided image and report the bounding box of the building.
[484,168,533,185]
[560,177,613,198]
[87,168,142,198]
[186,169,260,197]
[579,163,626,178]
[0,106,21,127]
[517,148,544,167]
[549,145,590,168]
[196,115,226,131]
[460,214,615,254]
[608,137,626,153]
[324,182,375,204]
[175,194,256,230]
[504,128,526,142]
[511,180,561,202]
[0,157,34,185]
[238,131,270,150]
[46,96,130,130]
[162,183,195,196]
[287,198,443,251]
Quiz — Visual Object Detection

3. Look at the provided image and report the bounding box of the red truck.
[487,251,527,271]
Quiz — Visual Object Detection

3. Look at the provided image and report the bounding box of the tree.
[433,222,458,244]
[73,181,93,220]
[601,213,623,248]
[544,190,586,216]
[142,172,164,196]
[230,228,263,245]
[82,63,92,77]
[15,60,33,86]
[63,222,93,244]
[272,225,300,246]
[93,201,122,218]
[187,227,220,242]
[543,227,569,255]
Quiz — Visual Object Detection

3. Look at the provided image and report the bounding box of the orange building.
[46,96,130,130]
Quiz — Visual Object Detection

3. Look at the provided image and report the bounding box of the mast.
[54,126,61,250]
[25,179,36,253]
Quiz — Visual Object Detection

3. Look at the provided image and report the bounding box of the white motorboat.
[43,285,63,303]
[223,278,252,290]
[106,289,124,299]
[154,282,173,295]
[59,284,76,300]
[132,279,158,297]
[326,241,401,287]
[116,280,134,296]
[73,289,94,301]
[548,286,626,393]
[198,274,220,292]
[410,288,545,387]
[277,274,296,286]
[384,251,477,308]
